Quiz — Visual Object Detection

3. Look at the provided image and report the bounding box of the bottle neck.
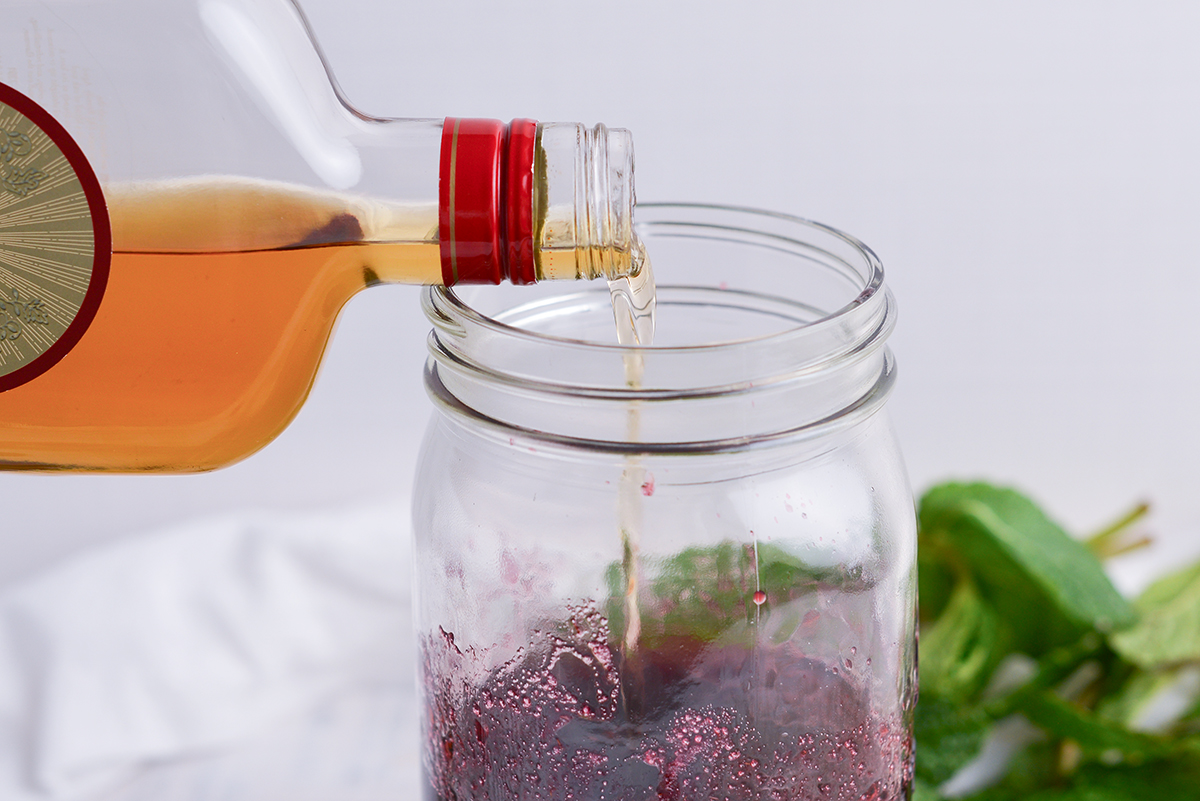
[438,118,637,286]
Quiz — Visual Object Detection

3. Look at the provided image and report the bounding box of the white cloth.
[0,501,414,800]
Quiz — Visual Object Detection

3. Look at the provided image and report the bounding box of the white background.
[3,0,1198,591]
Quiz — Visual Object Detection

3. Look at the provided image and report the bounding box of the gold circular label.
[0,83,109,391]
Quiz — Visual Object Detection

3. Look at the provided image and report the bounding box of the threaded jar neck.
[424,205,896,453]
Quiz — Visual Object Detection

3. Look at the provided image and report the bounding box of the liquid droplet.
[753,590,767,606]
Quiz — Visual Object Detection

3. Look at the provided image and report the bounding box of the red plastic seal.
[439,118,538,285]
[504,119,538,285]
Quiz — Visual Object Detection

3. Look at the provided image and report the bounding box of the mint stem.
[1086,501,1152,561]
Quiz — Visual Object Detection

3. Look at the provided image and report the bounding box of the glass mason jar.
[413,205,916,801]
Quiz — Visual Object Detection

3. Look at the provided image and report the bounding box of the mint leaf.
[919,483,1136,654]
[918,540,957,622]
[913,693,991,785]
[1134,558,1200,611]
[919,579,1005,701]
[1110,559,1200,669]
[1098,666,1199,734]
[1036,759,1200,801]
[1009,686,1177,761]
[977,739,1061,799]
[912,777,947,801]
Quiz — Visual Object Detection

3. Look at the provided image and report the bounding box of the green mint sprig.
[915,482,1200,800]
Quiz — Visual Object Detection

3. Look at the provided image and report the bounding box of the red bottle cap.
[439,118,538,286]
[504,119,538,285]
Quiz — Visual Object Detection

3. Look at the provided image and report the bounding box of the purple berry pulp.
[421,606,912,801]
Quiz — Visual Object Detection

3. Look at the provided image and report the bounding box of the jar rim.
[423,204,897,451]
[428,203,885,355]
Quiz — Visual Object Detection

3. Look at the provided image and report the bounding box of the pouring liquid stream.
[606,237,656,716]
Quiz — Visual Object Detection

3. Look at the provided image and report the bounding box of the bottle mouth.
[423,204,896,452]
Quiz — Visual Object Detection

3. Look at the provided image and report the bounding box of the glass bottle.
[413,205,916,800]
[0,0,638,472]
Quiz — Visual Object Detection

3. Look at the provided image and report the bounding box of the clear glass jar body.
[414,206,917,800]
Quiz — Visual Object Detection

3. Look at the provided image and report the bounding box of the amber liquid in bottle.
[0,178,443,472]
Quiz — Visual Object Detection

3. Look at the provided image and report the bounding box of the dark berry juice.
[421,607,912,801]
